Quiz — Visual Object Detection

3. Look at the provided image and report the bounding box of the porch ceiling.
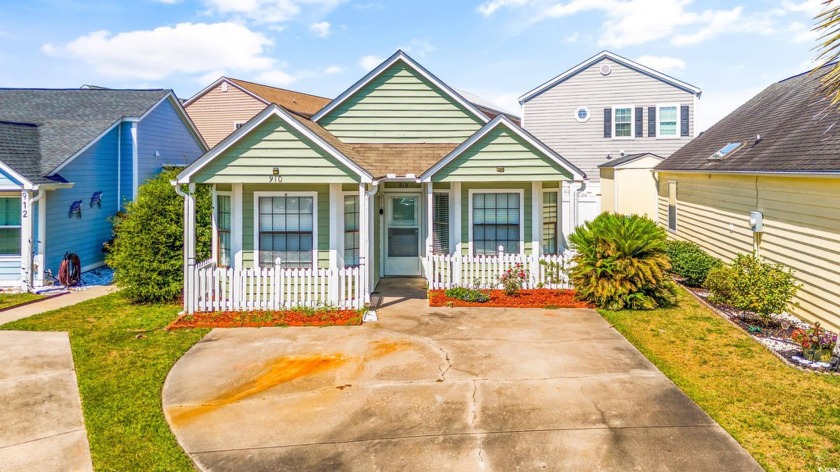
[346,143,458,178]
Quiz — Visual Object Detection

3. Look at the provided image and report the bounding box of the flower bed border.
[428,288,591,309]
[682,285,838,376]
[167,309,364,330]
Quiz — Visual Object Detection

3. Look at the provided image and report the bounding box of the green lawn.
[1,293,208,471]
[600,287,840,472]
[0,291,45,310]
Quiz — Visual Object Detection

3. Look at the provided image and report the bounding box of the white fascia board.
[176,104,373,184]
[183,77,271,108]
[519,51,703,104]
[0,161,34,189]
[420,115,586,182]
[312,50,489,125]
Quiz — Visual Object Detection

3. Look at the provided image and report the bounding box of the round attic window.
[574,107,590,123]
[600,64,612,76]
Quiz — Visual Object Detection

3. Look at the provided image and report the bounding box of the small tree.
[568,213,677,311]
[106,169,212,303]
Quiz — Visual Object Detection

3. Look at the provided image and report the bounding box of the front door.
[384,194,421,276]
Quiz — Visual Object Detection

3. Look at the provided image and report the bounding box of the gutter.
[655,169,840,178]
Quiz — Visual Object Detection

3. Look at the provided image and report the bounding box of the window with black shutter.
[635,107,643,137]
[648,107,656,137]
[603,108,611,138]
[680,105,690,136]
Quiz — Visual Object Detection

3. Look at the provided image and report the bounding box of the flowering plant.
[499,263,529,296]
[791,322,837,351]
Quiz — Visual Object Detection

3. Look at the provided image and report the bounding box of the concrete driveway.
[163,286,761,472]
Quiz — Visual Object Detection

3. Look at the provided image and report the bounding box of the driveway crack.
[470,379,487,470]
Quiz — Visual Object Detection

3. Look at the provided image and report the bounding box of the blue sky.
[0,0,828,130]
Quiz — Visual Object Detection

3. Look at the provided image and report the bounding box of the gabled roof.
[346,143,458,178]
[598,152,664,168]
[420,115,586,181]
[656,65,840,175]
[312,50,490,125]
[183,77,331,118]
[0,88,196,186]
[177,104,373,184]
[519,51,702,104]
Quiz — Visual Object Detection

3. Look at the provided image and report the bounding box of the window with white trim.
[613,106,633,138]
[658,105,678,137]
[542,191,559,255]
[257,195,314,268]
[473,192,520,255]
[433,192,450,254]
[667,181,677,232]
[0,197,20,256]
[343,195,360,266]
[216,194,231,267]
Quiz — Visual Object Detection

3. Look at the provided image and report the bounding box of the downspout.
[25,189,46,291]
[172,181,192,313]
[570,179,587,232]
[362,180,380,322]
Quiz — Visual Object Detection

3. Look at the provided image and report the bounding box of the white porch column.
[20,190,33,290]
[231,184,243,268]
[450,182,461,256]
[531,181,541,256]
[35,192,46,286]
[425,182,434,281]
[211,185,218,264]
[186,183,197,314]
[328,184,342,269]
[359,183,370,303]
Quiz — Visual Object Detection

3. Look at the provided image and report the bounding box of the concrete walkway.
[0,331,93,471]
[0,285,117,325]
[163,279,762,471]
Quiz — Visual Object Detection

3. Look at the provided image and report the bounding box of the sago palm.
[568,213,676,310]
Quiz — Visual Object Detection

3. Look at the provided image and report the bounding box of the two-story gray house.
[520,51,702,235]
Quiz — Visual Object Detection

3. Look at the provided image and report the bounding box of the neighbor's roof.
[519,51,702,104]
[656,65,840,175]
[227,78,331,118]
[598,152,664,168]
[0,88,170,184]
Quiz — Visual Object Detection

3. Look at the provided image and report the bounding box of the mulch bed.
[428,289,591,309]
[167,309,364,330]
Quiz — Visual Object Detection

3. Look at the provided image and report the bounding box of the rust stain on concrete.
[169,354,347,425]
[370,340,413,357]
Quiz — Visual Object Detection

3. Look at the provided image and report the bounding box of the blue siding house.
[0,89,206,289]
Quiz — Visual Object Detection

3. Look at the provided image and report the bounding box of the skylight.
[709,142,742,160]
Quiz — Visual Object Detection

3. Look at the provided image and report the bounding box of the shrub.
[705,253,800,322]
[444,286,490,303]
[106,169,212,303]
[664,240,722,287]
[498,263,529,296]
[568,212,677,310]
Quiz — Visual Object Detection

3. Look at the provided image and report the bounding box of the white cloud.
[201,0,343,24]
[478,0,529,17]
[635,55,686,73]
[789,21,820,44]
[696,86,764,132]
[254,69,298,86]
[359,54,383,70]
[42,22,275,81]
[309,21,331,37]
[564,32,579,43]
[324,65,344,74]
[402,39,436,58]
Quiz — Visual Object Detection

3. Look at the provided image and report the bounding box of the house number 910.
[269,175,283,183]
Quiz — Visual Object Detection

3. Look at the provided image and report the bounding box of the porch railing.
[427,250,575,290]
[188,259,363,313]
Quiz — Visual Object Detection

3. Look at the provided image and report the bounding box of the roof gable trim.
[177,104,373,184]
[312,50,490,125]
[519,51,702,104]
[183,77,270,108]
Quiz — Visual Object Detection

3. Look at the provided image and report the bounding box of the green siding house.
[176,51,585,314]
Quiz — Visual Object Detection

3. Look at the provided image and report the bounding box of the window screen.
[216,195,231,267]
[433,192,450,254]
[473,192,520,255]
[542,191,558,255]
[344,195,360,266]
[258,196,314,268]
[0,197,21,256]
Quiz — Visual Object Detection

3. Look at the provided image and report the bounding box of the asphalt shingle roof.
[656,65,840,174]
[228,78,331,118]
[0,88,170,184]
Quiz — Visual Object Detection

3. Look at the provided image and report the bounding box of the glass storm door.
[385,194,421,276]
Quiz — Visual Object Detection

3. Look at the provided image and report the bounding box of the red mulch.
[167,309,363,330]
[428,289,591,308]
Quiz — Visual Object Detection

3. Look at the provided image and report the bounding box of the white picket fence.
[427,250,575,290]
[188,259,363,313]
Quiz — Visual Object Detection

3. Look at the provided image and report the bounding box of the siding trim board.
[313,50,489,126]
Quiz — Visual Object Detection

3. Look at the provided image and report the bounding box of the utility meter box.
[749,211,764,232]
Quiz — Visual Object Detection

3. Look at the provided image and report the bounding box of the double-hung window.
[613,106,633,138]
[343,195,360,266]
[472,192,521,255]
[432,192,450,254]
[257,194,315,268]
[216,194,231,267]
[0,197,20,256]
[658,105,678,138]
[542,191,559,255]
